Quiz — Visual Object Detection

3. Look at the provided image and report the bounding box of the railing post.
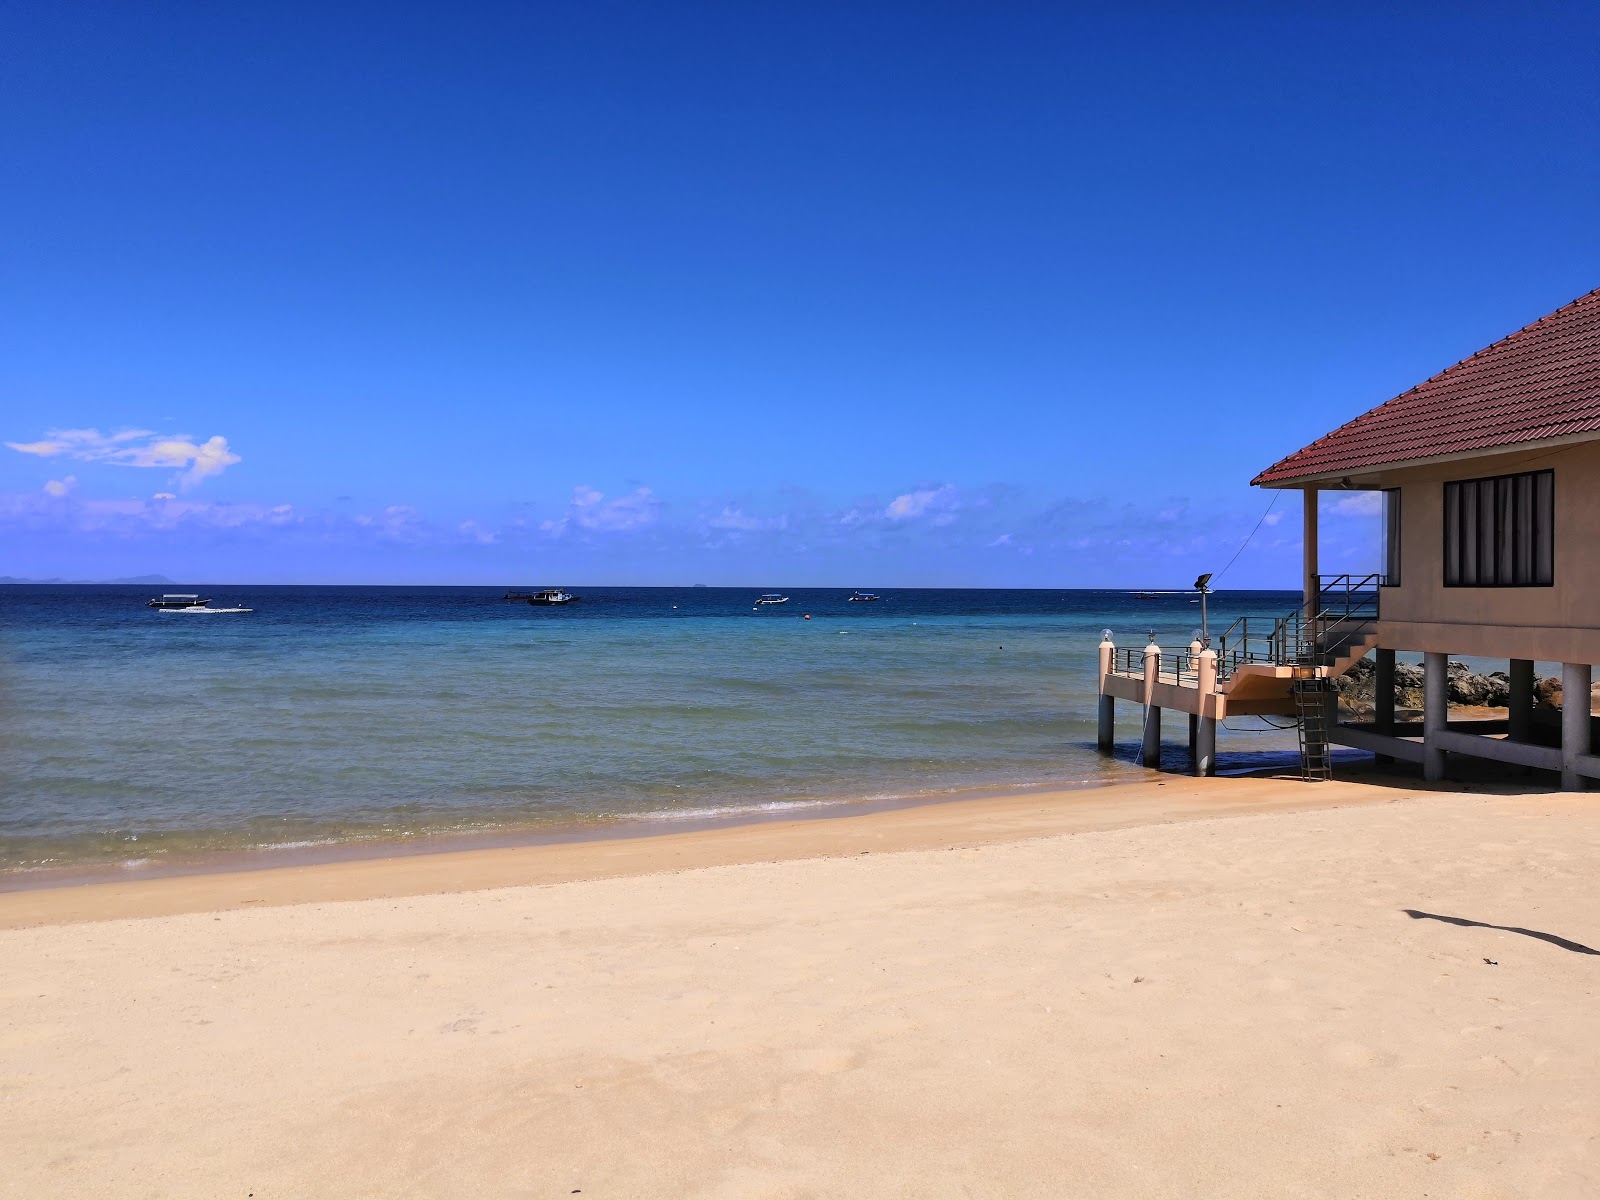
[1142,640,1162,768]
[1097,634,1115,753]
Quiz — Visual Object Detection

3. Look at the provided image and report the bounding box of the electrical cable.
[1212,490,1282,586]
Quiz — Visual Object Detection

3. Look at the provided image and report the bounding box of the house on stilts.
[1097,285,1600,787]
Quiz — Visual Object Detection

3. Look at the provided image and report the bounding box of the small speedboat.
[847,591,881,602]
[507,589,579,606]
[754,593,789,606]
[147,594,252,614]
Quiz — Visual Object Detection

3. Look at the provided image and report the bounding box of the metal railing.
[1112,646,1148,676]
[1214,573,1381,680]
[1105,573,1381,687]
[1109,647,1201,685]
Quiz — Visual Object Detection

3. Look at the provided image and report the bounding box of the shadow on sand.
[1403,909,1599,955]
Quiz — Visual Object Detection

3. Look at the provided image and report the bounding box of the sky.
[2,2,1597,587]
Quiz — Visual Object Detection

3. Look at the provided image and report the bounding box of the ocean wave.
[630,798,849,822]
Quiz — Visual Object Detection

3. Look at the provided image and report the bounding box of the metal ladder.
[1291,670,1333,781]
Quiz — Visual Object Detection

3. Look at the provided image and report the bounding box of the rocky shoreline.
[1333,657,1590,722]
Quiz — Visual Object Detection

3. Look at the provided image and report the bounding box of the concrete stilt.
[1508,658,1535,744]
[1193,648,1218,776]
[1141,640,1162,768]
[1422,651,1447,782]
[1142,704,1162,767]
[1374,648,1396,765]
[1195,716,1216,777]
[1561,661,1591,791]
[1096,635,1116,754]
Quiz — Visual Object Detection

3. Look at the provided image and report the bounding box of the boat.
[506,589,579,606]
[147,593,208,609]
[1131,591,1160,600]
[847,591,881,602]
[147,594,252,614]
[754,593,789,606]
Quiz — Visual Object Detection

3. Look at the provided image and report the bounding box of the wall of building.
[1357,439,1600,662]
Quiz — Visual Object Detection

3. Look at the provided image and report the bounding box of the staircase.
[1213,574,1382,779]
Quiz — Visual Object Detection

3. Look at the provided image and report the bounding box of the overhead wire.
[1211,489,1282,586]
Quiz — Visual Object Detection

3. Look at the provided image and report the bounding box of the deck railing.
[1105,573,1381,688]
[1109,646,1202,686]
[1214,573,1381,680]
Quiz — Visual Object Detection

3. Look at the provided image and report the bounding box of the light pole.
[1193,572,1213,646]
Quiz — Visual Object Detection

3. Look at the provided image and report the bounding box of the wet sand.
[3,771,1597,1197]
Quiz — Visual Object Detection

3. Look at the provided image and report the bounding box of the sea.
[0,585,1329,880]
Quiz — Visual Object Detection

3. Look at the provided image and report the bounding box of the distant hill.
[0,574,176,585]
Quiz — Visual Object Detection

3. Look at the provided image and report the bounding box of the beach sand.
[3,772,1597,1197]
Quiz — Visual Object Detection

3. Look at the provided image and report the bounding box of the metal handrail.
[1108,647,1203,686]
[1112,646,1147,676]
[1213,573,1382,680]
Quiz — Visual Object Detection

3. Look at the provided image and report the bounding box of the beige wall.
[1344,439,1600,663]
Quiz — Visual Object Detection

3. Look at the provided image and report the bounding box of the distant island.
[0,574,176,585]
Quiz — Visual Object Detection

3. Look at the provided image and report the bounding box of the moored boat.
[754,593,789,606]
[847,591,881,602]
[147,594,252,613]
[506,588,580,606]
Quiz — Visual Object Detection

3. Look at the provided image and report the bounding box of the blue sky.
[3,3,1597,586]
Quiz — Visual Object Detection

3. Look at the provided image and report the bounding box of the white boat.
[506,588,579,606]
[754,593,789,606]
[847,591,881,602]
[148,594,252,614]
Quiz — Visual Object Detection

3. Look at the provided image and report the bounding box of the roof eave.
[1251,428,1600,489]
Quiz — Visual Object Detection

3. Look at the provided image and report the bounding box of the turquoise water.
[0,585,1311,872]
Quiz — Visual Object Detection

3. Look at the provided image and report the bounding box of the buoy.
[804,614,811,620]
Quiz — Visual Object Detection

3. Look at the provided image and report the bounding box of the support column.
[1422,650,1447,782]
[1195,648,1218,777]
[1508,658,1535,744]
[1097,635,1116,753]
[1194,716,1217,777]
[1302,488,1319,620]
[1561,661,1591,791]
[1373,647,1396,765]
[1142,640,1161,768]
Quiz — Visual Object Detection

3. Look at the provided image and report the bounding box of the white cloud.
[43,475,77,497]
[153,492,177,501]
[541,485,661,536]
[988,533,1012,547]
[1329,492,1383,517]
[1262,511,1283,526]
[885,485,960,522]
[6,428,241,489]
[706,505,787,533]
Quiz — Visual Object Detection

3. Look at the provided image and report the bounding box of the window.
[1382,487,1401,587]
[1443,469,1553,587]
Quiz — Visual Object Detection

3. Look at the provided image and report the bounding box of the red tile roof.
[1253,287,1600,486]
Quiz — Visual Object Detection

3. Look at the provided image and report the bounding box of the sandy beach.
[3,772,1597,1198]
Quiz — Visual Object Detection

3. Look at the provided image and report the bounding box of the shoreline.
[0,762,1463,928]
[0,772,1144,894]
